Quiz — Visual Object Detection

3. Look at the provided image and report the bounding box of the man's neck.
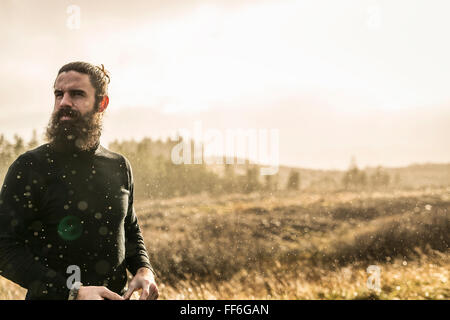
[48,139,100,155]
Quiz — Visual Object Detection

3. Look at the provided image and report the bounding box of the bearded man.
[0,62,159,300]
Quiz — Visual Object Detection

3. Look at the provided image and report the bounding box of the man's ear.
[98,96,109,113]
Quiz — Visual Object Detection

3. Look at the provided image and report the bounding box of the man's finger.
[102,288,124,300]
[122,285,136,300]
[139,289,150,300]
[149,291,159,300]
[149,284,159,300]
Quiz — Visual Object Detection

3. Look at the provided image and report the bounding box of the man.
[0,62,159,300]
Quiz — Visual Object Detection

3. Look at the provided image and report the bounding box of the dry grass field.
[1,187,448,299]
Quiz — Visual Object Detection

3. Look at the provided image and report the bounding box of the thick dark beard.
[45,107,103,153]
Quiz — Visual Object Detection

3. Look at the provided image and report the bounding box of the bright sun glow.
[103,0,402,113]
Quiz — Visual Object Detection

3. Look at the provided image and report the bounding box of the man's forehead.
[54,71,92,90]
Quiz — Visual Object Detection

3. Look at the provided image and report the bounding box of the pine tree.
[287,170,300,190]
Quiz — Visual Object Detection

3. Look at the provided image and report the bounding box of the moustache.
[55,108,82,121]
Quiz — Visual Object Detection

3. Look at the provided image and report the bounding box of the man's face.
[53,71,96,119]
[46,70,104,152]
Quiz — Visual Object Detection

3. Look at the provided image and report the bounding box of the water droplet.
[99,226,108,236]
[77,201,88,211]
[75,138,84,148]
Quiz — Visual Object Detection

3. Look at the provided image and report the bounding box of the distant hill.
[382,163,450,189]
[207,160,450,190]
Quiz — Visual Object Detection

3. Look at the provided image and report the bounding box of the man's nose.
[58,93,74,109]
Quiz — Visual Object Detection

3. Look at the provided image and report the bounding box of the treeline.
[109,138,221,198]
[108,138,396,196]
[0,133,397,199]
[108,138,284,198]
[0,133,289,198]
[0,131,39,181]
[341,165,391,190]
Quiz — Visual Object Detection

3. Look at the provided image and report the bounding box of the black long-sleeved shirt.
[0,143,154,299]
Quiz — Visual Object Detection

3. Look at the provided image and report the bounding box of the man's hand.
[76,286,124,300]
[122,267,159,300]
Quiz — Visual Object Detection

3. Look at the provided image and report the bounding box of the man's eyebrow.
[69,89,87,94]
[54,89,86,94]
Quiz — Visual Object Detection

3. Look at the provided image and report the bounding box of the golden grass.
[159,255,449,300]
[1,256,447,300]
[1,187,448,299]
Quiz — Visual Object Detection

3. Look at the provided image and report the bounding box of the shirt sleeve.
[123,158,155,277]
[0,154,70,299]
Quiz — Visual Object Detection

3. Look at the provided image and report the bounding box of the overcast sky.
[1,0,449,169]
